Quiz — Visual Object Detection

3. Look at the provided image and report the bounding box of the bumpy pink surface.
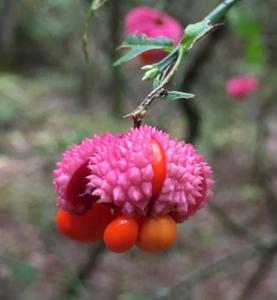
[54,125,214,223]
[226,75,258,99]
[124,6,183,63]
[53,134,113,214]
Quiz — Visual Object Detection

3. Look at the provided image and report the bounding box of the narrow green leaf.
[142,67,160,80]
[153,77,161,88]
[181,21,213,50]
[114,34,174,66]
[118,34,174,50]
[153,47,179,70]
[114,46,165,66]
[161,91,195,101]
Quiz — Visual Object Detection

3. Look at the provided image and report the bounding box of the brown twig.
[110,0,124,117]
[253,94,277,231]
[208,202,261,244]
[124,0,242,127]
[237,251,276,300]
[124,47,183,127]
[178,26,226,143]
[236,91,277,300]
[59,242,106,300]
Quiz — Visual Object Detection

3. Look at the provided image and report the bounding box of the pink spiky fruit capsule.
[124,6,183,64]
[54,125,214,223]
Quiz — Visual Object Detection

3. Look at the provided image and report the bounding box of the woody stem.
[126,0,243,127]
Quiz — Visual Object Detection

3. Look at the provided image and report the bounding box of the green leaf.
[114,34,174,66]
[114,46,163,66]
[141,47,179,81]
[118,34,174,50]
[245,37,265,66]
[153,76,161,88]
[142,67,160,80]
[228,8,260,38]
[181,21,213,50]
[161,91,195,101]
[228,8,265,67]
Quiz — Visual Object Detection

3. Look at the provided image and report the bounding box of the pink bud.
[124,6,183,64]
[225,75,258,99]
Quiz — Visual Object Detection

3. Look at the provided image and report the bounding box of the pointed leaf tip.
[161,91,195,101]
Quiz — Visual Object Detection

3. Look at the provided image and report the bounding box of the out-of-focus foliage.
[228,7,265,71]
[0,0,84,67]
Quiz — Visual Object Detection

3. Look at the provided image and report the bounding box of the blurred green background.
[0,0,277,299]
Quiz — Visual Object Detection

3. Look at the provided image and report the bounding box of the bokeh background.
[0,0,277,299]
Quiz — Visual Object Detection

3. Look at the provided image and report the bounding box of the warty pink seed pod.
[53,125,214,223]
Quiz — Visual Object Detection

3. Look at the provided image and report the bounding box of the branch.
[237,251,276,300]
[237,89,277,300]
[125,0,243,126]
[110,0,124,117]
[178,26,227,142]
[82,0,111,62]
[253,93,277,232]
[155,235,277,300]
[124,46,185,125]
[59,242,106,300]
[208,202,261,244]
[205,0,242,23]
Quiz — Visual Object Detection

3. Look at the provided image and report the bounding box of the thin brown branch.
[59,242,106,300]
[110,0,124,117]
[124,0,243,126]
[124,48,183,126]
[236,91,277,300]
[237,251,276,300]
[253,94,277,232]
[178,26,226,143]
[208,202,261,244]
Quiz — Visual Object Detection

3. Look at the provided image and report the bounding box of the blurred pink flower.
[124,6,183,63]
[54,125,214,223]
[226,75,258,99]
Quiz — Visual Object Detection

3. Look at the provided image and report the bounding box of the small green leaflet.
[142,67,160,80]
[114,34,174,66]
[161,91,195,101]
[181,21,214,50]
[153,76,161,88]
[119,34,174,48]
